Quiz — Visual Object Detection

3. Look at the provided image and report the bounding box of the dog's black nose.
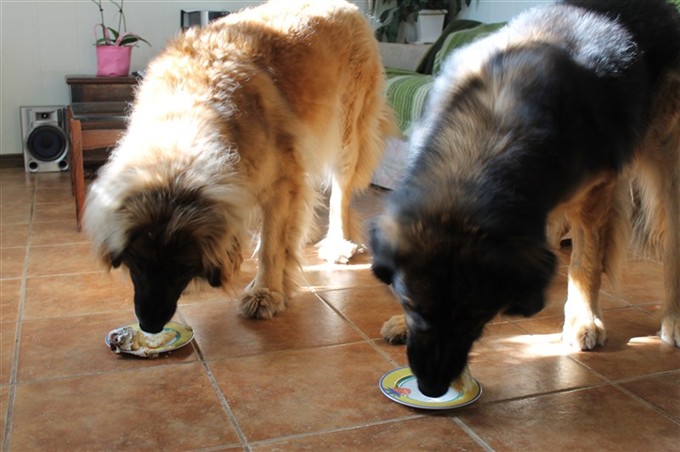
[139,320,165,334]
[418,380,449,398]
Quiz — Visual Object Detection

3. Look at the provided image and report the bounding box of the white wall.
[1,0,535,157]
[0,1,271,156]
[0,0,368,157]
[458,0,555,23]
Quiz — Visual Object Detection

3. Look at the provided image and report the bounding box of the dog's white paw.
[239,288,285,320]
[381,314,408,344]
[659,314,680,347]
[317,238,364,264]
[562,315,607,350]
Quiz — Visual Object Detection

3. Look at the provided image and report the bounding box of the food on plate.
[107,326,176,358]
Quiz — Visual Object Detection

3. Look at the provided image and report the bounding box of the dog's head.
[90,184,244,333]
[370,212,556,397]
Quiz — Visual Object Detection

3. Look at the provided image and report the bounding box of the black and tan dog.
[370,0,680,397]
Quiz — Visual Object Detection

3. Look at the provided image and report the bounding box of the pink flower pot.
[96,46,132,77]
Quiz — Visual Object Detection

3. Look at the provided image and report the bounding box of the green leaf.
[107,27,120,40]
[119,34,151,46]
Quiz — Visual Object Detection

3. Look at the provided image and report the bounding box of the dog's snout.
[138,319,165,334]
[417,380,449,398]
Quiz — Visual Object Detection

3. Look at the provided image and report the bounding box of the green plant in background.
[375,0,472,42]
[91,0,150,47]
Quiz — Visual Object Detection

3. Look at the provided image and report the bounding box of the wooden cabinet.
[65,75,140,230]
[66,75,139,128]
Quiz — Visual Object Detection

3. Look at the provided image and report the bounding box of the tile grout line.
[610,380,680,425]
[2,177,37,452]
[474,380,614,408]
[8,361,200,386]
[10,338,375,388]
[446,359,678,412]
[10,269,103,280]
[303,283,386,294]
[518,316,676,424]
[505,308,678,407]
[315,288,494,450]
[186,287,674,445]
[450,417,495,452]
[610,368,680,384]
[246,413,424,448]
[176,309,252,452]
[311,291,400,367]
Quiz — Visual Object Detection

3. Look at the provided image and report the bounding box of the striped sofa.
[386,21,506,135]
[375,0,680,189]
[373,21,505,189]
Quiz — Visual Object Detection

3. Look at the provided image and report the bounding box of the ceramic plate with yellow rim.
[379,366,482,410]
[105,322,194,358]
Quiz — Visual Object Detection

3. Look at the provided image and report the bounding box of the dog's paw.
[562,315,606,350]
[239,288,285,320]
[659,314,680,347]
[381,314,408,345]
[317,238,364,264]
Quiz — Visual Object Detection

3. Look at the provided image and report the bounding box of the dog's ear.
[507,242,556,316]
[369,215,401,285]
[206,266,222,288]
[108,252,123,269]
[482,239,556,317]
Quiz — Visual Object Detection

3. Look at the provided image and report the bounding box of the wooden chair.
[67,106,125,231]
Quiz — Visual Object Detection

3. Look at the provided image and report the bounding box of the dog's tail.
[351,99,400,191]
[332,13,399,244]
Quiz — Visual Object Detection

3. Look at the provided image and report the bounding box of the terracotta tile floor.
[1,167,679,450]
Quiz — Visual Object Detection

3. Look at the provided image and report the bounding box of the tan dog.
[84,0,396,333]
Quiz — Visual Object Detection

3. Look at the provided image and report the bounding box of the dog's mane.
[83,104,253,272]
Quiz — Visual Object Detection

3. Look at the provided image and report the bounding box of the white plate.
[105,322,194,357]
[379,366,482,410]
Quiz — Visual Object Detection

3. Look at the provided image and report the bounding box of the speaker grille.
[26,125,67,161]
[20,105,69,173]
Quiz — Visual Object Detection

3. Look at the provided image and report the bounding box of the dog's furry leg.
[633,74,680,347]
[657,140,680,347]
[240,285,286,320]
[282,180,316,297]
[660,175,680,346]
[635,164,680,346]
[633,156,680,346]
[563,222,607,350]
[317,177,363,264]
[317,128,367,264]
[240,178,305,320]
[318,64,395,265]
[657,79,680,347]
[562,178,630,350]
[562,180,627,350]
[381,314,408,344]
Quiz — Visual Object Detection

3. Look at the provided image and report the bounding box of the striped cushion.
[432,22,507,75]
[385,70,434,134]
[383,23,505,135]
[375,24,508,187]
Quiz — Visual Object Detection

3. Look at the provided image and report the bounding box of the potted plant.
[92,0,150,77]
[375,0,472,43]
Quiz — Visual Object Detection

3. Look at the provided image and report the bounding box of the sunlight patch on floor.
[302,263,373,272]
[504,333,571,357]
[627,335,662,346]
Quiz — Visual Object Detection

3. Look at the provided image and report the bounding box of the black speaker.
[20,106,69,173]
